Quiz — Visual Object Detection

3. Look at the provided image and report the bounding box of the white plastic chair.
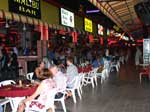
[79,73,86,94]
[0,80,16,112]
[10,97,26,112]
[93,68,99,86]
[103,60,111,75]
[83,71,95,88]
[54,92,66,112]
[26,72,34,83]
[54,76,67,112]
[97,68,108,84]
[110,61,119,72]
[100,69,108,84]
[66,76,82,103]
[0,99,10,112]
[0,80,16,86]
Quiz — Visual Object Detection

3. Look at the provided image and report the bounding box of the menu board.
[60,8,75,28]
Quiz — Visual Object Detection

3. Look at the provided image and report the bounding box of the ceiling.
[45,0,150,38]
[88,0,150,35]
[44,0,116,29]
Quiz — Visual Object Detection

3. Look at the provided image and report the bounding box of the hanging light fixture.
[23,24,26,31]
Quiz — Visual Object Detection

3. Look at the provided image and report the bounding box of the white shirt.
[53,71,67,92]
[66,64,78,85]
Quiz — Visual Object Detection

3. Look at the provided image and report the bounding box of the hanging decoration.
[99,37,103,45]
[71,31,78,43]
[88,34,94,43]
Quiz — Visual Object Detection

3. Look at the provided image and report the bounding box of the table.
[0,84,37,112]
[78,67,92,73]
[0,85,37,97]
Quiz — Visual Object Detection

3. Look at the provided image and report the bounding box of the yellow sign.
[84,18,93,32]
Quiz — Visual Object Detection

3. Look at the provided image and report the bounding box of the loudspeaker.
[134,1,150,26]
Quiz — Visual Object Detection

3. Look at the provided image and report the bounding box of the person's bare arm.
[23,81,44,103]
[35,68,41,78]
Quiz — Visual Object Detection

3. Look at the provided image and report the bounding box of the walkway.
[61,62,150,112]
[5,61,150,112]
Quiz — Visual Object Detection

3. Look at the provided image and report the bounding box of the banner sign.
[9,0,41,19]
[84,18,93,32]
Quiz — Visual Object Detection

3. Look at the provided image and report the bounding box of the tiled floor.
[59,62,150,112]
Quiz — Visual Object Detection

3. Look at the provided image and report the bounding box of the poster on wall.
[84,18,93,32]
[8,0,41,19]
[60,8,75,28]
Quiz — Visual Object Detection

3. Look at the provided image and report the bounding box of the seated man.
[66,56,78,88]
[49,65,67,98]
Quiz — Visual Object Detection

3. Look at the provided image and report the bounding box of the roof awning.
[0,10,76,32]
[0,10,44,26]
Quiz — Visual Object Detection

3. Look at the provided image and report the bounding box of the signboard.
[143,39,150,64]
[84,18,93,32]
[98,24,104,35]
[9,0,41,19]
[60,8,75,28]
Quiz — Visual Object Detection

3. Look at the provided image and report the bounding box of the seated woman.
[32,61,49,83]
[17,71,57,112]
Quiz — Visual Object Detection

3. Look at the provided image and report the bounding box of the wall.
[0,1,8,11]
[0,0,98,34]
[75,15,83,30]
[93,22,97,35]
[41,1,59,25]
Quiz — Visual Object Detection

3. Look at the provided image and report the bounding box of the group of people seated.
[17,56,78,112]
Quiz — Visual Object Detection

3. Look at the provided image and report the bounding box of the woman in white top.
[17,71,57,112]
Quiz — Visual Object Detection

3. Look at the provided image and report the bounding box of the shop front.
[0,0,100,77]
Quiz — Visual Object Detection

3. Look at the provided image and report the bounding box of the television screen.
[98,24,104,35]
[84,18,93,32]
[60,8,75,28]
